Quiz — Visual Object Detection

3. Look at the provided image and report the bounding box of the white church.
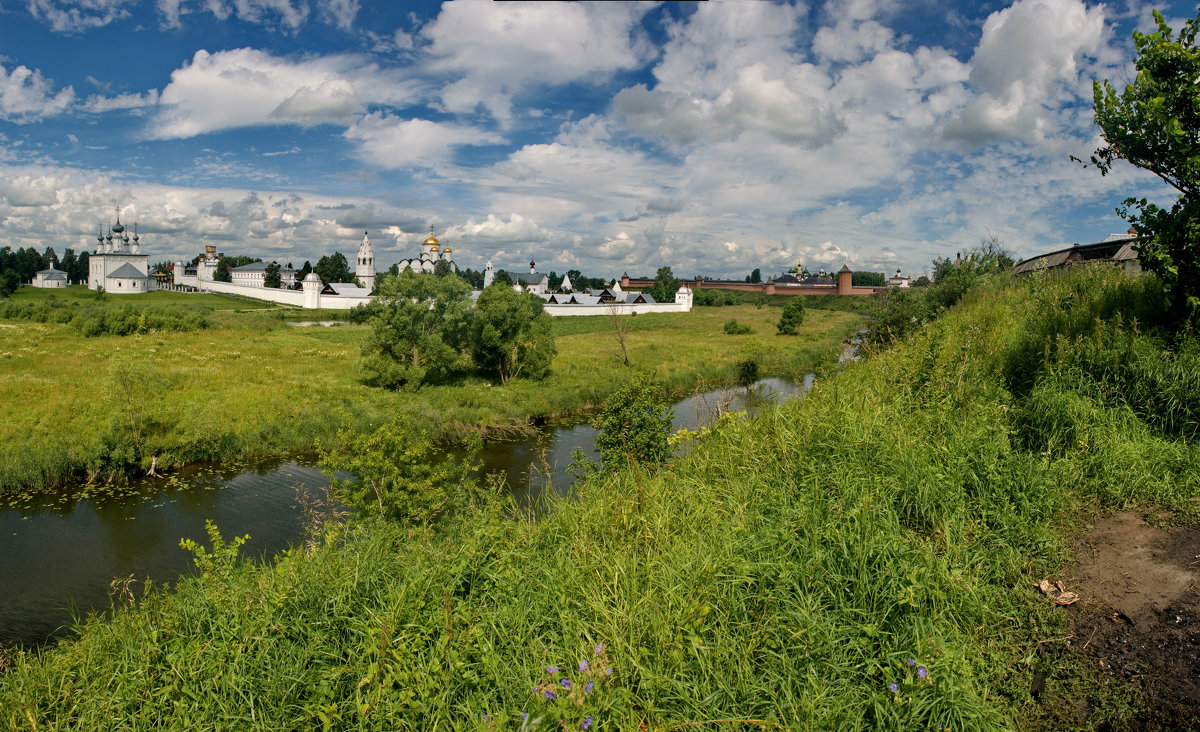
[88,210,155,293]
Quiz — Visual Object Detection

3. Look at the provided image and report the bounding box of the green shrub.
[723,318,753,335]
[777,296,806,334]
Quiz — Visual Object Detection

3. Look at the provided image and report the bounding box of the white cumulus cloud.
[944,0,1108,144]
[422,0,654,124]
[149,49,384,138]
[0,64,75,122]
[342,113,502,170]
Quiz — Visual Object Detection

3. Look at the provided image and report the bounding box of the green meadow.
[2,268,1196,729]
[0,285,862,496]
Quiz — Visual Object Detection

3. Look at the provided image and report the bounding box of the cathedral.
[391,229,456,275]
[88,209,154,293]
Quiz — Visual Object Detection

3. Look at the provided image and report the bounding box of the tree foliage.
[314,252,353,285]
[776,296,806,335]
[592,371,674,473]
[263,262,282,288]
[359,271,473,389]
[852,271,886,287]
[1091,9,1200,316]
[649,266,680,303]
[471,283,557,384]
[320,414,479,525]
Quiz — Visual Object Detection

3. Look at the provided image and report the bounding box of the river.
[0,376,811,648]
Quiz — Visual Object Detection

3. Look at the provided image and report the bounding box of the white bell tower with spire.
[356,231,376,291]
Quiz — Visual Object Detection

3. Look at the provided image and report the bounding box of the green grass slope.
[2,269,1196,729]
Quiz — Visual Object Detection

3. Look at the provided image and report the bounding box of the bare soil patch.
[1056,511,1200,730]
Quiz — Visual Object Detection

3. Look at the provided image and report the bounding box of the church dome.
[112,221,125,234]
[424,235,440,248]
[442,247,452,253]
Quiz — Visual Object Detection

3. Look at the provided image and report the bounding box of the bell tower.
[356,231,375,291]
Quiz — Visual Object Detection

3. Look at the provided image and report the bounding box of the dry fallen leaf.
[1055,592,1080,606]
[1038,579,1055,595]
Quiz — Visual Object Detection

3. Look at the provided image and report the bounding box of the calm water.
[0,377,810,648]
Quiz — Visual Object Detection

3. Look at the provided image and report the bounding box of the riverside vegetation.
[1,266,1197,728]
[0,284,860,499]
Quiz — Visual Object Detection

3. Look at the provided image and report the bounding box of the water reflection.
[0,377,812,648]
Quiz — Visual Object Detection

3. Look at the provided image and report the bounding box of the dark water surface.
[0,376,810,648]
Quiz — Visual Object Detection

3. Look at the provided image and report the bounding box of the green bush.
[776,296,806,334]
[722,318,753,335]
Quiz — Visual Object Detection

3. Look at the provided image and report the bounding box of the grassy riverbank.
[2,268,1195,728]
[0,286,861,497]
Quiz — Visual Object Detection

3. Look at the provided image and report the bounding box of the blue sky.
[0,0,1193,280]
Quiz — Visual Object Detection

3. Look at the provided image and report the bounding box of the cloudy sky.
[0,0,1192,279]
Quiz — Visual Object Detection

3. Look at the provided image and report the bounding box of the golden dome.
[442,247,452,253]
[423,227,439,248]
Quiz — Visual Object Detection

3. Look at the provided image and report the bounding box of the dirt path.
[1057,511,1200,729]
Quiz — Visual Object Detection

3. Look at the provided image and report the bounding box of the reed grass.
[1,268,1193,728]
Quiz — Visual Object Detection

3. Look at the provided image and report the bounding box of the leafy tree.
[493,269,514,287]
[433,259,453,278]
[913,275,931,288]
[592,371,674,473]
[777,296,806,335]
[746,268,762,283]
[213,260,232,282]
[852,271,886,287]
[456,267,485,290]
[42,247,58,269]
[263,262,282,288]
[649,266,680,303]
[298,260,313,281]
[359,271,473,389]
[0,270,18,297]
[471,283,557,384]
[314,252,353,285]
[320,414,480,525]
[1090,9,1200,315]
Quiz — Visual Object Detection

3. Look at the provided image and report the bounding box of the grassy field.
[2,268,1194,728]
[0,286,862,497]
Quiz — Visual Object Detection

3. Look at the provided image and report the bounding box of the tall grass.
[2,268,1193,728]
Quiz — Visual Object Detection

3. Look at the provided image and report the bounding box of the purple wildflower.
[482,713,489,721]
[547,666,559,675]
[521,710,528,721]
[888,681,900,693]
[586,680,594,694]
[579,660,589,672]
[918,666,928,679]
[582,716,594,729]
[544,690,556,701]
[906,657,915,666]
[562,678,572,690]
[595,643,604,655]
[606,667,612,676]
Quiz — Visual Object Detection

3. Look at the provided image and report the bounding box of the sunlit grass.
[2,269,1192,728]
[0,295,861,495]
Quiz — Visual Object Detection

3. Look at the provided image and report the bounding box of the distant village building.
[31,266,69,289]
[394,229,456,275]
[517,261,549,295]
[88,210,154,293]
[886,268,911,288]
[230,261,298,288]
[1012,232,1141,275]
